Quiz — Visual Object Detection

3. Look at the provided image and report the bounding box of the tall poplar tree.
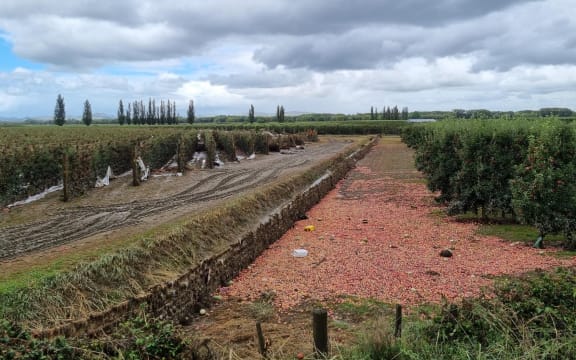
[117,100,125,125]
[82,100,92,126]
[187,99,195,124]
[126,103,132,125]
[248,104,255,123]
[54,94,66,126]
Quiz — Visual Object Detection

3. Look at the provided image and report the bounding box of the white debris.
[292,249,308,257]
[95,166,113,188]
[137,157,150,181]
[7,184,63,208]
[247,153,256,160]
[214,153,224,167]
[160,155,178,171]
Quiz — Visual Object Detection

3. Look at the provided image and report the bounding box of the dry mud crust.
[0,138,355,262]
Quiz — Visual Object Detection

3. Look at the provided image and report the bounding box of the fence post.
[256,321,267,358]
[312,308,328,357]
[394,304,402,338]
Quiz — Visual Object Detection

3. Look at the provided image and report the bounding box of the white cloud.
[0,0,575,118]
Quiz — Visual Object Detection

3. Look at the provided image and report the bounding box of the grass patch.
[336,296,391,322]
[337,268,576,360]
[478,223,566,245]
[0,228,153,296]
[247,300,276,322]
[451,211,575,253]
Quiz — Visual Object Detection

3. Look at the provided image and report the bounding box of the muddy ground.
[0,138,356,268]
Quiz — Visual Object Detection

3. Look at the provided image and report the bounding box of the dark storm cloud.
[0,0,543,69]
[254,0,576,72]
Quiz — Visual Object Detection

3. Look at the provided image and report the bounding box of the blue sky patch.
[0,35,44,71]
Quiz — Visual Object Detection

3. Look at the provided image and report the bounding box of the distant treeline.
[11,99,576,125]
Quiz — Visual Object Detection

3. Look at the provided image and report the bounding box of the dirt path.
[0,139,354,263]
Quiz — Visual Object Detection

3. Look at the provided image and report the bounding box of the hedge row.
[193,120,407,135]
[402,119,576,249]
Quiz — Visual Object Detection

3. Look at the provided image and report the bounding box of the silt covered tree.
[82,100,92,126]
[187,99,195,124]
[54,94,66,126]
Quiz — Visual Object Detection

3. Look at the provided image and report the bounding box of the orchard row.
[402,118,576,249]
[0,127,313,207]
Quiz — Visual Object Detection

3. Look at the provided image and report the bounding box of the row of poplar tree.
[369,105,409,120]
[53,94,197,126]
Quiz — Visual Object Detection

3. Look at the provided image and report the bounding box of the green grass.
[489,223,576,257]
[478,223,566,245]
[0,227,156,296]
[336,296,391,322]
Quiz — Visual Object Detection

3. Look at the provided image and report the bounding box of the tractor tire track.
[0,143,340,261]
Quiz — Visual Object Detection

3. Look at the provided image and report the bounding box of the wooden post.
[394,304,402,338]
[312,308,328,357]
[256,321,267,358]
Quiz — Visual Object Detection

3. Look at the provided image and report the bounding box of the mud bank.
[36,137,377,338]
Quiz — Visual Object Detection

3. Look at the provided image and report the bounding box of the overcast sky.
[0,0,575,118]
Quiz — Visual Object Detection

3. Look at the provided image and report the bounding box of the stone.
[439,249,453,258]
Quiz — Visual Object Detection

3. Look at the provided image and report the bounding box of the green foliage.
[0,126,315,206]
[141,134,179,170]
[248,104,255,123]
[350,319,405,360]
[417,268,576,359]
[0,320,81,359]
[0,313,199,359]
[403,118,576,248]
[54,94,65,126]
[193,120,407,135]
[203,131,217,168]
[106,313,190,359]
[511,123,576,249]
[233,130,256,155]
[82,100,93,126]
[213,130,236,161]
[187,99,195,124]
[0,146,62,206]
[117,99,125,125]
[62,146,95,200]
[495,268,576,333]
[254,131,270,154]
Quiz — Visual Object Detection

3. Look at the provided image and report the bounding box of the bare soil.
[0,138,356,274]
